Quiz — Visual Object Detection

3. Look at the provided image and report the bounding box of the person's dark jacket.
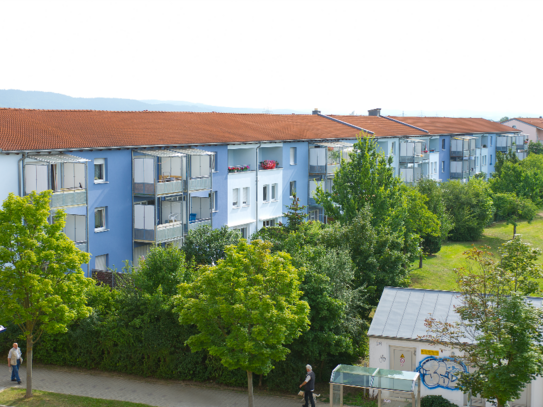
[304,371,315,391]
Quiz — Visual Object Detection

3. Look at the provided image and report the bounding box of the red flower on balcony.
[260,160,278,170]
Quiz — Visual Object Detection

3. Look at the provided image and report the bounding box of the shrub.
[421,395,458,407]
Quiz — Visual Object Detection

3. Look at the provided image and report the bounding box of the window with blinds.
[242,187,249,206]
[232,188,239,207]
[95,254,107,271]
[191,155,211,178]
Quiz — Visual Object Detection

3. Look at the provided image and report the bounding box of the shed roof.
[368,287,543,341]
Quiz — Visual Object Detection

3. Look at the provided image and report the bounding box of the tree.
[132,244,193,296]
[424,241,543,407]
[528,140,543,155]
[499,116,509,123]
[282,193,308,232]
[174,239,310,407]
[404,187,440,268]
[315,133,404,227]
[493,192,538,237]
[0,191,92,398]
[490,154,543,205]
[416,179,454,259]
[493,149,519,179]
[441,178,494,241]
[182,225,241,265]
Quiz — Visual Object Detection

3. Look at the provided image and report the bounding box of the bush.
[421,395,458,407]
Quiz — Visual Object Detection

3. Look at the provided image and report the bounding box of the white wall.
[0,154,21,203]
[258,168,283,228]
[227,170,256,234]
[369,336,536,406]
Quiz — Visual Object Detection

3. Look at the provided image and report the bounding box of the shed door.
[390,346,416,371]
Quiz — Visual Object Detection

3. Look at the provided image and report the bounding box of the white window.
[212,191,217,211]
[94,158,106,183]
[476,156,479,166]
[242,187,249,206]
[95,254,108,271]
[441,161,445,173]
[309,210,319,221]
[94,207,106,232]
[263,219,276,227]
[234,227,248,239]
[232,188,239,208]
[290,147,297,165]
[391,142,396,155]
[263,185,269,202]
[290,181,296,198]
[271,184,278,201]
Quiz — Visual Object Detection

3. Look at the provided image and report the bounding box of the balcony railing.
[157,222,184,242]
[188,177,212,191]
[399,155,424,164]
[450,171,470,180]
[51,189,86,208]
[75,242,88,252]
[187,218,212,232]
[496,146,509,153]
[157,179,184,195]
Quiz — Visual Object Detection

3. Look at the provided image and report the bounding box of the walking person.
[299,364,316,407]
[7,343,22,384]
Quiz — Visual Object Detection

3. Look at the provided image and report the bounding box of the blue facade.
[76,150,133,273]
[202,145,228,229]
[281,141,309,220]
[438,136,450,181]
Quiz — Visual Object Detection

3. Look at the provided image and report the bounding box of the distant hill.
[0,90,305,114]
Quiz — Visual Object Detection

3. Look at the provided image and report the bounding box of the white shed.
[368,287,543,407]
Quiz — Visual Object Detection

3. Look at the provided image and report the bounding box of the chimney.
[312,108,321,115]
[368,108,381,117]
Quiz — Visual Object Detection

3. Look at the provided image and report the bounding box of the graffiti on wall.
[416,356,467,391]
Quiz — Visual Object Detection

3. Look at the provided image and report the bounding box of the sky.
[0,0,541,119]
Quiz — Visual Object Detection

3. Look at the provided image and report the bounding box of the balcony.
[187,217,212,232]
[309,142,352,175]
[75,242,88,252]
[188,177,212,191]
[450,171,470,180]
[51,189,87,208]
[157,222,184,242]
[399,140,426,164]
[450,137,476,160]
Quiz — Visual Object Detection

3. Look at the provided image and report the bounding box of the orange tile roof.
[387,116,520,135]
[329,115,428,137]
[511,118,543,130]
[0,109,364,152]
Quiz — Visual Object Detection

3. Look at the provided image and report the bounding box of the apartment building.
[502,118,543,143]
[0,108,520,274]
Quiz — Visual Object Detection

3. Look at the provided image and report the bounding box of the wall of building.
[201,145,228,229]
[281,141,309,224]
[258,168,283,228]
[502,120,538,143]
[76,150,133,275]
[0,153,21,203]
[227,169,256,235]
[369,336,539,406]
[438,136,450,181]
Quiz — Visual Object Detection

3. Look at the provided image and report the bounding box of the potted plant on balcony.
[482,144,487,148]
[260,160,277,170]
[423,149,429,153]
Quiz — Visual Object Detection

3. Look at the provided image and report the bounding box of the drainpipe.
[255,143,261,234]
[18,153,25,196]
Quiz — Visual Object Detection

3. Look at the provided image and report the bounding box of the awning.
[313,141,353,148]
[135,149,184,157]
[170,148,214,156]
[0,325,6,334]
[228,220,255,228]
[27,153,90,163]
[259,215,281,222]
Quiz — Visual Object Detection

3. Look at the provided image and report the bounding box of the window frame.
[441,139,445,150]
[94,254,108,271]
[242,187,249,206]
[212,191,218,212]
[263,184,269,203]
[289,181,296,198]
[490,155,493,165]
[263,219,276,227]
[94,158,106,184]
[290,147,297,165]
[232,188,240,208]
[441,161,445,173]
[271,183,278,201]
[94,207,107,232]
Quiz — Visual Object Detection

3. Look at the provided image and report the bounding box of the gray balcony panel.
[134,183,155,195]
[135,229,155,241]
[51,190,87,208]
[188,177,212,191]
[157,223,184,242]
[188,218,212,232]
[75,242,87,252]
[157,180,184,195]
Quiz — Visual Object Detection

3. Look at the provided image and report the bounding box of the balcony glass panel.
[157,222,184,242]
[51,189,87,208]
[188,177,212,191]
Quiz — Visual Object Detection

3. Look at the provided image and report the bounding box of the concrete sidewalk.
[2,365,310,407]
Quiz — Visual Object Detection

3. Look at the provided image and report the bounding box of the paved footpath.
[1,366,310,407]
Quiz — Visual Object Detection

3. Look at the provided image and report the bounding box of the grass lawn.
[410,216,543,291]
[0,388,153,407]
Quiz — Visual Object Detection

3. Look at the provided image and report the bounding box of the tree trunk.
[259,374,262,388]
[25,335,33,398]
[513,224,517,238]
[247,371,254,407]
[419,254,423,269]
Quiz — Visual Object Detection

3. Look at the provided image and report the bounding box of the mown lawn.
[410,216,543,291]
[0,388,153,407]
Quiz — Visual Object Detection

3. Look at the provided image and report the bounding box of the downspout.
[255,143,261,234]
[18,153,26,196]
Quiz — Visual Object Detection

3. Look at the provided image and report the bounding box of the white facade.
[257,167,283,229]
[369,336,540,407]
[0,153,21,203]
[227,170,256,238]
